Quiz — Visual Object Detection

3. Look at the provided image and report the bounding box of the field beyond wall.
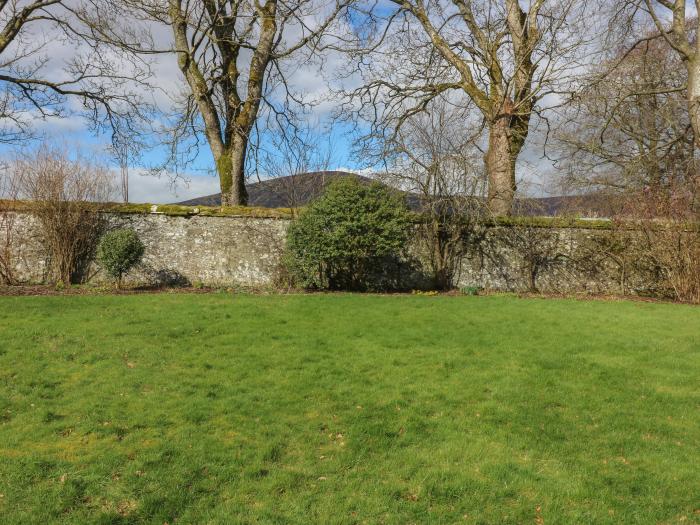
[0,294,698,524]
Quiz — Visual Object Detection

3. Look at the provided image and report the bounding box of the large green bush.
[96,228,145,287]
[285,177,411,290]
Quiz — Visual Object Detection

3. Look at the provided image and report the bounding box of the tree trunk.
[687,58,700,150]
[485,117,516,216]
[217,136,249,207]
[687,59,700,190]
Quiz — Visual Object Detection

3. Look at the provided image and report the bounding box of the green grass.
[0,294,698,524]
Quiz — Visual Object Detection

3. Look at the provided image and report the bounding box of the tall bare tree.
[555,27,694,195]
[345,0,595,215]
[0,0,151,145]
[97,0,350,206]
[618,1,700,150]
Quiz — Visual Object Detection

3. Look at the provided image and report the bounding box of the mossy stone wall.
[4,207,643,294]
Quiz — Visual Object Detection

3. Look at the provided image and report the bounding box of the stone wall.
[1,209,649,294]
[4,211,288,287]
[456,225,624,294]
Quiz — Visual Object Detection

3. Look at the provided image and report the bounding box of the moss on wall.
[105,203,294,219]
[490,216,613,230]
[1,200,293,219]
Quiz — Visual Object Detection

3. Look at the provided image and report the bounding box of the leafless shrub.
[13,145,114,285]
[374,100,489,290]
[416,198,488,291]
[0,165,19,284]
[617,185,700,303]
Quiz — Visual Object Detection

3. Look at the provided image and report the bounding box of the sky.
[4,0,680,204]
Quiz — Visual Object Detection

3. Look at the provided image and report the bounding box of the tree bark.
[167,0,278,208]
[687,57,700,150]
[485,117,517,216]
[217,135,249,207]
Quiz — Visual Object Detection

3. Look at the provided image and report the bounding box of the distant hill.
[176,171,367,209]
[177,170,619,217]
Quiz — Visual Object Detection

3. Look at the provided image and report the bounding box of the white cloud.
[124,171,219,204]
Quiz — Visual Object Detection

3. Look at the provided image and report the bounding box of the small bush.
[97,229,145,287]
[285,178,411,291]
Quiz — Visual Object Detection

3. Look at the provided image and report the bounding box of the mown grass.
[0,294,698,524]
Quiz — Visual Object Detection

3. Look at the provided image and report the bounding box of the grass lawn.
[0,294,698,524]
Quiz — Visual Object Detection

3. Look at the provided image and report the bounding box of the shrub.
[616,186,700,303]
[0,170,20,285]
[285,177,411,291]
[13,145,113,284]
[97,229,145,287]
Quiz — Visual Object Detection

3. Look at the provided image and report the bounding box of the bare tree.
[95,0,351,206]
[345,0,596,215]
[374,98,487,289]
[617,1,700,151]
[258,125,333,212]
[111,139,133,204]
[13,144,114,285]
[555,25,694,195]
[0,0,152,145]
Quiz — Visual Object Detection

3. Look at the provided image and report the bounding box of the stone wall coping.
[0,200,294,220]
[8,200,698,232]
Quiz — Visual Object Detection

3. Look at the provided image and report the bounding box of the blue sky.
[0,119,359,203]
[0,0,369,203]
